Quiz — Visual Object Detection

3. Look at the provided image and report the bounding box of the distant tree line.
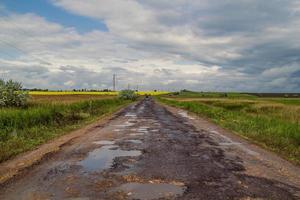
[23,88,114,92]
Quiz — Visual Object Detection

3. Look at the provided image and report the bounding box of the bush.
[118,90,138,100]
[0,79,29,107]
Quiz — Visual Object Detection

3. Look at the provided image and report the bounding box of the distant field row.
[28,91,170,96]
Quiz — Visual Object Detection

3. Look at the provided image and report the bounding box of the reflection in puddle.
[119,182,186,200]
[137,127,149,134]
[130,133,144,136]
[93,140,115,145]
[79,145,141,172]
[126,140,143,144]
[125,113,137,117]
[115,121,135,128]
[219,142,241,146]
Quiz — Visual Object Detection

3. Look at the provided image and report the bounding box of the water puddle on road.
[93,140,115,145]
[118,182,186,200]
[126,139,143,144]
[137,127,149,134]
[125,112,137,118]
[130,133,144,136]
[79,145,141,172]
[178,111,195,120]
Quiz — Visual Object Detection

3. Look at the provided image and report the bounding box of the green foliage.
[118,90,138,100]
[0,79,29,107]
[0,98,130,162]
[158,97,300,165]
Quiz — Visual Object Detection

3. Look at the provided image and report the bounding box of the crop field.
[158,91,300,164]
[0,94,131,162]
[28,91,170,96]
[30,94,115,104]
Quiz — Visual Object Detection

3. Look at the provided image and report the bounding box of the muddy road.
[0,98,300,200]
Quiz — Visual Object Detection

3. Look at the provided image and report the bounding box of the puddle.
[93,140,115,145]
[118,183,186,200]
[137,127,149,133]
[219,142,241,146]
[115,121,135,128]
[125,113,137,117]
[178,111,195,120]
[126,140,143,144]
[79,145,141,172]
[130,133,144,136]
[139,126,149,129]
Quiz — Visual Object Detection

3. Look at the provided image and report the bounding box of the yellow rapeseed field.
[29,91,169,96]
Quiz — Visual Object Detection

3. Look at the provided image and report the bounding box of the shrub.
[0,79,29,107]
[118,90,138,100]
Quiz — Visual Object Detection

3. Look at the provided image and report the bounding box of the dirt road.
[0,98,299,200]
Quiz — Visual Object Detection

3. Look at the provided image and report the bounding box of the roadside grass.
[157,97,300,165]
[265,98,300,105]
[30,94,115,104]
[0,97,131,162]
[166,90,257,99]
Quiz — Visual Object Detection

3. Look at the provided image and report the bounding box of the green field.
[158,91,300,165]
[0,95,131,162]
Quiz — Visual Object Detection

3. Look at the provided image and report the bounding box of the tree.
[0,79,29,107]
[118,90,138,100]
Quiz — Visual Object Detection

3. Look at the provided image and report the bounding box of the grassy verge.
[157,97,300,165]
[0,98,131,162]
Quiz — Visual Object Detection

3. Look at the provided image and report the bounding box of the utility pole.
[113,74,116,91]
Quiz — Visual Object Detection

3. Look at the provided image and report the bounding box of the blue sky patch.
[0,0,108,33]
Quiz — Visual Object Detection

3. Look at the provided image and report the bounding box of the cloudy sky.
[0,0,299,92]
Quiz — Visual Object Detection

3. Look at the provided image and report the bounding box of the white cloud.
[0,1,299,92]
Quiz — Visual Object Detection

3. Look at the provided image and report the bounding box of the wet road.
[0,98,300,199]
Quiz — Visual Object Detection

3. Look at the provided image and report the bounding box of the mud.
[118,182,186,200]
[0,98,299,200]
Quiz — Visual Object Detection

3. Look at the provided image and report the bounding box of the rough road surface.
[0,98,300,200]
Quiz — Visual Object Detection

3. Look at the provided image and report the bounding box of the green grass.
[158,97,300,165]
[165,90,257,99]
[266,98,300,105]
[0,98,131,162]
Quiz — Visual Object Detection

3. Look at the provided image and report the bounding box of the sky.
[0,0,299,92]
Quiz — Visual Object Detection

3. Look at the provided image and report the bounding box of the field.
[158,91,300,164]
[0,94,131,162]
[28,91,170,96]
[30,94,115,104]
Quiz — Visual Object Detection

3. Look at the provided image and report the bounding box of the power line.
[0,39,51,65]
[113,74,116,91]
[0,11,53,65]
[0,11,51,49]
